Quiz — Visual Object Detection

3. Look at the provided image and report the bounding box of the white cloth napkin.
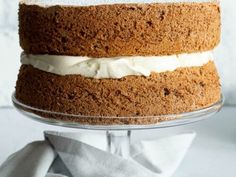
[0,131,195,177]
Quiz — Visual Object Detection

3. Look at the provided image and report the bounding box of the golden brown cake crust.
[15,61,221,125]
[19,2,221,57]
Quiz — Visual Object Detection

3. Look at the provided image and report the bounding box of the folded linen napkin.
[0,131,195,177]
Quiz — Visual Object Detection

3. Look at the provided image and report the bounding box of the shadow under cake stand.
[12,93,223,158]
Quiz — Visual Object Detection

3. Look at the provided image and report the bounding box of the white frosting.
[20,0,217,7]
[21,52,213,79]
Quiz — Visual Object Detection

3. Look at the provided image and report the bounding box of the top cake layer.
[19,2,221,57]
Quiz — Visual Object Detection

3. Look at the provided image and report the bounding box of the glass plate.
[12,93,224,130]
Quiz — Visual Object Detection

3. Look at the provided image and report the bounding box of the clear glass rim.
[12,92,224,130]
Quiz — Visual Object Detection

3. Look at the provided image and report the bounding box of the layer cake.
[15,0,221,125]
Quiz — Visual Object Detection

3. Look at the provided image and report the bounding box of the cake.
[15,0,221,125]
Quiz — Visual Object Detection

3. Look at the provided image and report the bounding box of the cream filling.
[21,51,213,79]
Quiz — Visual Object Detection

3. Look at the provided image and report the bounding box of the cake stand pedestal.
[106,130,131,158]
[12,93,223,157]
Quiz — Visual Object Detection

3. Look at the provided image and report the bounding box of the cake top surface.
[20,0,219,6]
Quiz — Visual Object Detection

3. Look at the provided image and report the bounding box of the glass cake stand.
[12,93,223,157]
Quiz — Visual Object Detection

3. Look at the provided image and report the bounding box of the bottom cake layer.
[15,61,221,125]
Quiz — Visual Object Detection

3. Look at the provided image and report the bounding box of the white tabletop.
[0,106,236,176]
